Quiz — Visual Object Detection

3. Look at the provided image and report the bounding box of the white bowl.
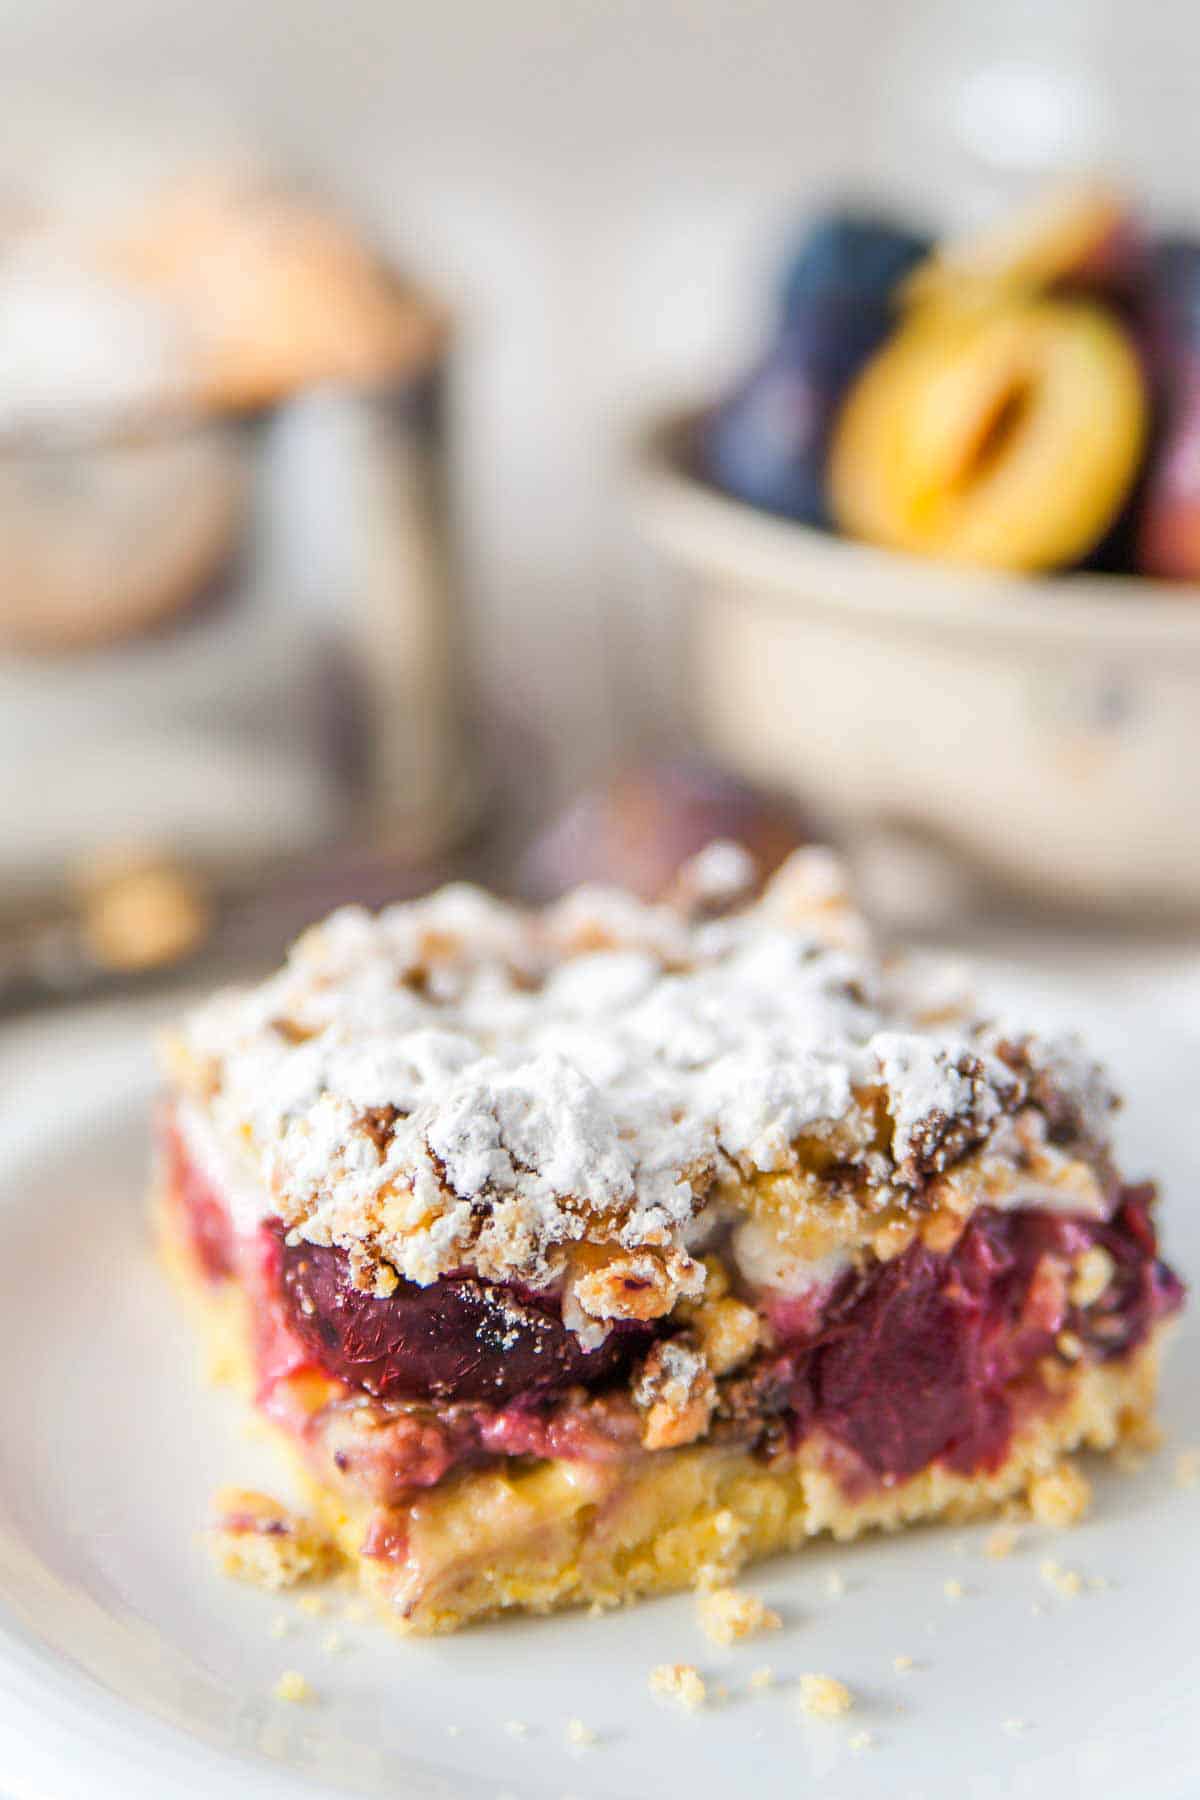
[632,409,1200,916]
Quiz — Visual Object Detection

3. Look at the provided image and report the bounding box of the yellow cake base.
[158,1190,1166,1636]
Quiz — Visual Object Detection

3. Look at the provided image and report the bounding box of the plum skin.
[276,1228,649,1403]
[706,210,929,526]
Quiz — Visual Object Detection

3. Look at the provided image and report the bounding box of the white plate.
[0,969,1197,1800]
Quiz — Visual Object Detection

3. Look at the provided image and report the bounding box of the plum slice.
[276,1230,649,1403]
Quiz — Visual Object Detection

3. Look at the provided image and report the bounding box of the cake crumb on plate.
[1039,1558,1083,1598]
[272,1670,312,1704]
[208,1488,337,1591]
[1028,1461,1091,1526]
[697,1584,780,1647]
[649,1664,707,1710]
[983,1524,1021,1560]
[1175,1447,1200,1489]
[798,1674,853,1718]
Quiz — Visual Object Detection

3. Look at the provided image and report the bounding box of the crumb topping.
[168,847,1117,1326]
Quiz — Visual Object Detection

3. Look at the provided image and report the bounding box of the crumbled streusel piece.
[209,1488,338,1591]
[649,1663,708,1710]
[749,1666,775,1692]
[691,1297,762,1376]
[798,1674,853,1718]
[850,1729,875,1751]
[1028,1462,1091,1527]
[565,1718,597,1750]
[893,1654,915,1673]
[983,1524,1021,1560]
[272,1670,313,1703]
[943,1578,966,1602]
[1039,1558,1083,1598]
[696,1584,780,1647]
[635,1340,717,1451]
[1069,1246,1115,1308]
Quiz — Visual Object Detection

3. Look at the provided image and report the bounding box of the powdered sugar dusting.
[171,850,1117,1325]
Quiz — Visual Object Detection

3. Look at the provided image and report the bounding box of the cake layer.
[161,1180,1169,1634]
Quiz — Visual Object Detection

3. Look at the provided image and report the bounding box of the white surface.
[0,951,1197,1800]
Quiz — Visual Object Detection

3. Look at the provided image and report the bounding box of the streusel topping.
[167,847,1116,1325]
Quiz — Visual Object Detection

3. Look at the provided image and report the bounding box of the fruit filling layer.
[163,1109,1182,1507]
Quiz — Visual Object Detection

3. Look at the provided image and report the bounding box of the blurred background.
[3,0,1199,1010]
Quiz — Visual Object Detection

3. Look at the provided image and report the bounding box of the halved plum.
[276,1230,651,1404]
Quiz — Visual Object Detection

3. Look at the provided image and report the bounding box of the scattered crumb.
[446,1724,462,1738]
[1028,1462,1091,1527]
[711,1681,730,1705]
[649,1663,707,1711]
[565,1718,597,1750]
[825,1570,846,1599]
[321,1630,343,1655]
[1003,1718,1029,1736]
[850,1729,875,1752]
[208,1488,338,1592]
[798,1674,854,1719]
[1039,1557,1083,1599]
[268,1616,291,1640]
[272,1670,313,1704]
[984,1524,1021,1561]
[297,1593,327,1618]
[749,1666,775,1692]
[943,1578,966,1602]
[697,1584,781,1647]
[1175,1447,1200,1490]
[892,1654,915,1673]
[503,1720,528,1739]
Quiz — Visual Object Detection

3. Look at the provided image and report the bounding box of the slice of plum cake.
[155,846,1183,1633]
